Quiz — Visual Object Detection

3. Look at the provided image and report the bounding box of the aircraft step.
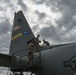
[11,63,41,72]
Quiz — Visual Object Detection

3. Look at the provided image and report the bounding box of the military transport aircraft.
[0,11,76,75]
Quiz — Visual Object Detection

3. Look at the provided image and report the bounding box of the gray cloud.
[0,19,11,54]
[55,0,76,33]
[32,25,39,31]
[39,25,76,44]
[33,0,46,5]
[39,25,63,43]
[0,19,11,35]
[17,0,27,11]
[32,24,40,35]
[3,0,11,4]
[33,0,76,44]
[0,34,11,53]
[34,10,46,20]
[3,0,14,9]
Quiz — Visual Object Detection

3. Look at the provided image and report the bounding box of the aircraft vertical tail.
[9,11,34,56]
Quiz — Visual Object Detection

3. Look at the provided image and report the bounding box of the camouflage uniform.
[42,39,50,46]
[27,42,35,64]
[33,37,41,52]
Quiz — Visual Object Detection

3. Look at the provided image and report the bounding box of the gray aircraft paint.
[9,11,34,56]
[35,44,76,75]
[10,43,76,75]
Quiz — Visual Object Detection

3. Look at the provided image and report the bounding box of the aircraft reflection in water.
[0,11,76,75]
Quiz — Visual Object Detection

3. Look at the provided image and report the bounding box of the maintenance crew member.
[42,39,50,46]
[33,35,41,52]
[27,41,36,64]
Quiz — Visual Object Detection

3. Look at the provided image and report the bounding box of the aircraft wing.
[0,53,12,67]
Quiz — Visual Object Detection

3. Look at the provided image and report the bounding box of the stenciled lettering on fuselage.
[11,31,30,40]
[13,25,21,31]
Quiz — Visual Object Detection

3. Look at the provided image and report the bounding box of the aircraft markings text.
[11,31,30,40]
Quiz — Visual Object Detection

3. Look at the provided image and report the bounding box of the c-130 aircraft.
[0,11,76,75]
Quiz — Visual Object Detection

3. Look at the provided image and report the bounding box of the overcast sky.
[0,0,76,75]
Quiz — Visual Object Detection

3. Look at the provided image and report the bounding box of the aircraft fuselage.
[10,44,76,75]
[35,44,76,75]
